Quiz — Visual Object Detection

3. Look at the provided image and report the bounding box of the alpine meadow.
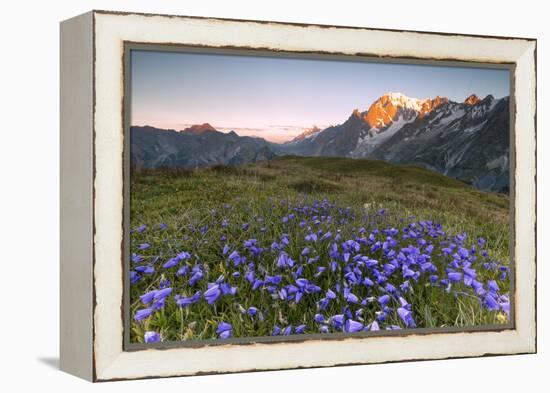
[128,50,512,345]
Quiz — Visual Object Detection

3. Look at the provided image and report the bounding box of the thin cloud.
[152,122,332,143]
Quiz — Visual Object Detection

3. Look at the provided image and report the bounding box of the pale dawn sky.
[130,50,510,143]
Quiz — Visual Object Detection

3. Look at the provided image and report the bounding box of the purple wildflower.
[188,270,204,286]
[247,307,258,316]
[134,308,154,322]
[378,294,390,307]
[175,292,199,308]
[163,258,178,269]
[144,331,161,343]
[140,290,157,304]
[397,307,416,328]
[216,322,233,339]
[153,287,172,301]
[223,244,230,255]
[130,271,141,284]
[345,319,364,333]
[204,284,222,304]
[487,280,500,293]
[448,271,462,283]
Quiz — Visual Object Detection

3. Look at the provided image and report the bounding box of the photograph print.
[126,47,513,346]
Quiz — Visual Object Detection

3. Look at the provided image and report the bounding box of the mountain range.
[130,123,275,169]
[130,92,510,192]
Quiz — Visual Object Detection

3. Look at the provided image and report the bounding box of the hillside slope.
[132,156,510,248]
[130,156,511,342]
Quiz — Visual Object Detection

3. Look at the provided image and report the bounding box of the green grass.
[129,156,511,343]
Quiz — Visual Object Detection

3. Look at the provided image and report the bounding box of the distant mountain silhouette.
[131,125,276,169]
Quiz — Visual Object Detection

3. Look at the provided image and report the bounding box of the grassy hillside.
[129,156,511,343]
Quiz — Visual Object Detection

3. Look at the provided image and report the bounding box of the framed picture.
[60,10,537,381]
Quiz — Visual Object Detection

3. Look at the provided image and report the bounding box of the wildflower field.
[129,156,511,344]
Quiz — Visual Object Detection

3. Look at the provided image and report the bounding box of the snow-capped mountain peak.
[464,94,481,105]
[418,96,449,118]
[288,125,322,143]
[362,92,448,128]
[378,92,424,110]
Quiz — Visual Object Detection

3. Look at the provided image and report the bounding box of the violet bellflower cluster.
[130,198,510,343]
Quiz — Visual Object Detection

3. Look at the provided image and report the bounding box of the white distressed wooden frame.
[60,10,537,382]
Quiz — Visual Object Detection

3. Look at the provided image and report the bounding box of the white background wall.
[0,0,546,391]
